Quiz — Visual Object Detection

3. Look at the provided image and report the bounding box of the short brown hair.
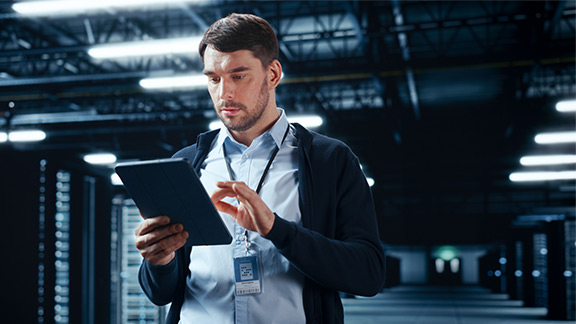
[199,13,279,68]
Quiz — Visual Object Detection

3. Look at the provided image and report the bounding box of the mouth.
[221,107,240,117]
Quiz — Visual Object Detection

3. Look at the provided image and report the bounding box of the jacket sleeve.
[265,144,386,297]
[138,247,185,306]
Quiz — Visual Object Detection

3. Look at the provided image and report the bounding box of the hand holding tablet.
[132,215,188,265]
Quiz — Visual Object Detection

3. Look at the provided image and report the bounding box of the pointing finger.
[210,187,237,205]
[213,200,238,217]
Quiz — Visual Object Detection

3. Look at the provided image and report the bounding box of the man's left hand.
[210,181,275,236]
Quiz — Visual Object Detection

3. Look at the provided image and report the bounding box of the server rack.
[110,197,166,324]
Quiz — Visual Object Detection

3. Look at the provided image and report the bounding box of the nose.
[219,79,234,101]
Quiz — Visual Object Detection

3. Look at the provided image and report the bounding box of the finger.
[229,183,274,235]
[135,223,184,250]
[213,200,238,217]
[216,181,244,188]
[148,223,184,243]
[155,230,188,253]
[141,230,188,265]
[232,182,255,196]
[165,230,189,251]
[213,181,253,202]
[231,183,259,205]
[134,216,170,236]
[210,187,238,205]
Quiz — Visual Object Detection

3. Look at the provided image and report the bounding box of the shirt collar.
[215,108,289,152]
[268,108,290,148]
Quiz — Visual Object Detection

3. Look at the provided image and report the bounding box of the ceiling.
[0,0,574,245]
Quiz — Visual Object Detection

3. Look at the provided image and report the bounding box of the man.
[134,13,385,324]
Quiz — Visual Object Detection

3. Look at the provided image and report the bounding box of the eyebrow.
[203,66,251,76]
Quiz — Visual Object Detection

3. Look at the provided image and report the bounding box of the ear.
[267,59,282,89]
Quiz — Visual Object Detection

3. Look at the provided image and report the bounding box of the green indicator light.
[439,249,456,261]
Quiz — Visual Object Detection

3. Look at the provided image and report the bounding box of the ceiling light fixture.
[556,100,576,112]
[140,74,207,89]
[509,171,576,182]
[12,0,200,16]
[0,132,7,143]
[209,115,324,130]
[88,37,201,59]
[520,154,576,166]
[288,115,324,128]
[83,153,117,165]
[534,131,576,144]
[366,177,375,187]
[140,72,286,90]
[8,130,47,142]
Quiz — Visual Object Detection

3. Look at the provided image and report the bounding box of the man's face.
[203,46,271,132]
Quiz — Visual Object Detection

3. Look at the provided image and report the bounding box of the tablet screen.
[115,158,232,246]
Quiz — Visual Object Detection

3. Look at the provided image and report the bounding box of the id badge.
[233,256,262,295]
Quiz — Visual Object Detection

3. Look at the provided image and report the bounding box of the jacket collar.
[192,122,314,177]
[192,129,219,173]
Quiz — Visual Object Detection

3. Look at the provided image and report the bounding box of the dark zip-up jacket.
[139,123,386,323]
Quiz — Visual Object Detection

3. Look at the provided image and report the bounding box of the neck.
[231,107,280,146]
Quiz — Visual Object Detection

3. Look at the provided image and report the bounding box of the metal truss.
[0,0,573,137]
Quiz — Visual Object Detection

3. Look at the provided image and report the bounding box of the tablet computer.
[115,158,232,246]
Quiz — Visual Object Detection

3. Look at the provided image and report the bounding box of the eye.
[232,74,245,80]
[209,77,220,83]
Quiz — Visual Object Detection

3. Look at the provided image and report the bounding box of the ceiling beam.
[391,0,421,120]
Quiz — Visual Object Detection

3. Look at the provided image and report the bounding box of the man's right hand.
[134,216,189,265]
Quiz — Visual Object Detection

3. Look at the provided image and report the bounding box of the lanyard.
[223,124,290,195]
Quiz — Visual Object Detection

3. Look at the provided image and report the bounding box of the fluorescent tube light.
[535,131,576,144]
[0,132,6,143]
[140,74,206,89]
[141,72,286,90]
[208,115,324,130]
[556,100,576,112]
[83,153,117,165]
[13,0,199,16]
[88,37,201,59]
[8,130,46,142]
[289,115,323,128]
[509,171,576,182]
[141,72,285,90]
[520,155,576,166]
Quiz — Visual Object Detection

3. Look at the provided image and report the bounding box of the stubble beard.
[217,79,270,132]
